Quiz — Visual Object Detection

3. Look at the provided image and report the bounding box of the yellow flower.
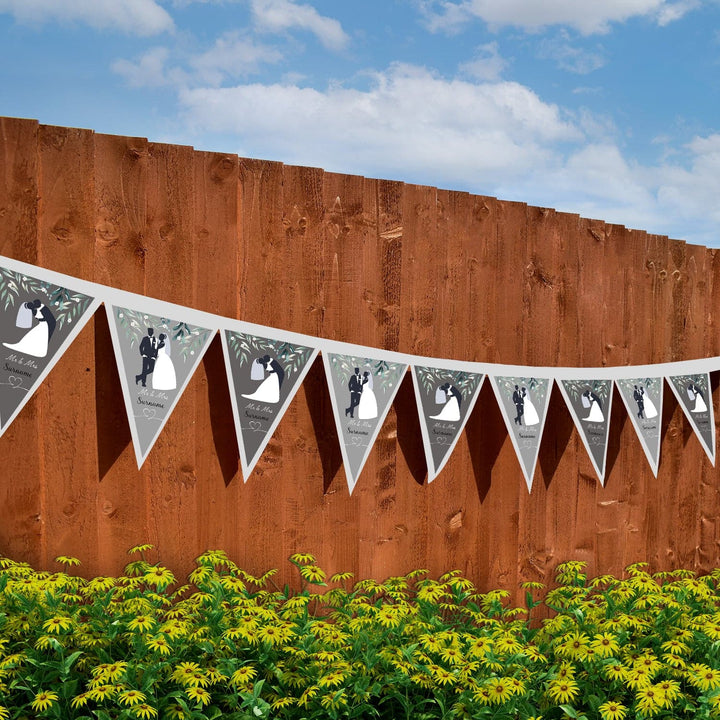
[172,661,202,685]
[270,696,296,710]
[128,615,156,633]
[257,623,290,645]
[289,552,316,564]
[626,666,653,689]
[132,703,158,719]
[486,678,513,704]
[30,691,59,712]
[42,615,73,634]
[70,693,90,709]
[556,631,590,660]
[128,543,154,554]
[320,690,347,710]
[432,668,457,686]
[0,706,9,720]
[440,646,463,665]
[186,686,211,706]
[598,700,627,720]
[230,666,257,687]
[88,684,117,701]
[54,555,81,566]
[690,666,720,692]
[143,566,175,589]
[635,686,663,716]
[119,690,147,706]
[592,632,620,657]
[661,638,689,655]
[494,633,523,655]
[299,565,327,584]
[318,669,348,688]
[467,636,492,658]
[655,679,680,705]
[165,704,188,720]
[145,635,172,656]
[547,678,580,704]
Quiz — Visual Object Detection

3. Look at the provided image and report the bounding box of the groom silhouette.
[345,367,366,418]
[512,384,524,425]
[135,327,159,387]
[633,385,645,419]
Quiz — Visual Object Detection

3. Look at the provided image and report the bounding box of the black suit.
[346,373,364,418]
[512,389,524,425]
[136,335,158,387]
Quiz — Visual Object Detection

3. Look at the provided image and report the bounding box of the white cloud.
[112,47,180,87]
[175,61,720,244]
[190,32,284,85]
[421,0,699,35]
[113,34,282,88]
[459,42,508,80]
[250,0,349,50]
[178,63,582,185]
[538,33,606,74]
[0,0,174,35]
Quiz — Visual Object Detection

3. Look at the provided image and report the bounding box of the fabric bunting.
[558,379,614,484]
[107,304,215,467]
[615,377,664,476]
[0,263,99,435]
[222,329,319,481]
[411,365,484,482]
[490,376,552,492]
[324,352,407,494]
[666,373,716,465]
[2,254,720,488]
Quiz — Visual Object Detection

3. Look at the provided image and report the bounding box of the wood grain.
[1,117,719,594]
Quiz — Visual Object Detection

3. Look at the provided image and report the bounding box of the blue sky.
[1,0,719,246]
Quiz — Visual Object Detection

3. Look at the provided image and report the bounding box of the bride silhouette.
[522,387,540,426]
[687,383,707,413]
[152,334,177,391]
[242,355,284,404]
[357,369,378,419]
[581,389,604,422]
[3,299,56,358]
[430,383,461,422]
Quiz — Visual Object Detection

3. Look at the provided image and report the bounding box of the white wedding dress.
[523,394,540,426]
[692,392,708,413]
[3,307,49,358]
[242,366,280,404]
[430,390,460,422]
[152,345,177,391]
[358,375,378,419]
[642,391,658,419]
[583,397,604,422]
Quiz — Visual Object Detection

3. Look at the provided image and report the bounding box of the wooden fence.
[0,115,718,594]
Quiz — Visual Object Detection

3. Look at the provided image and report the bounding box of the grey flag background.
[0,266,94,430]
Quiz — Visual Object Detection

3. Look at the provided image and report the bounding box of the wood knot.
[159,223,174,241]
[448,511,463,531]
[95,219,119,245]
[51,222,73,245]
[211,155,236,182]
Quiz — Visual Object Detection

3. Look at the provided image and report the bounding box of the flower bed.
[2,548,720,719]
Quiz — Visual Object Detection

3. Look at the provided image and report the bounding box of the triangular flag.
[107,304,215,467]
[490,375,552,491]
[666,372,715,465]
[615,377,664,476]
[222,329,318,481]
[0,264,99,434]
[558,378,614,484]
[411,365,484,482]
[324,352,407,494]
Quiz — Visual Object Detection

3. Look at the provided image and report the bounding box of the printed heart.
[350,436,364,446]
[7,376,22,389]
[249,420,262,431]
[142,408,156,420]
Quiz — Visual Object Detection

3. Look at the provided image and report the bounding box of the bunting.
[412,365,484,482]
[222,329,318,481]
[1,254,720,490]
[490,376,552,491]
[0,263,99,434]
